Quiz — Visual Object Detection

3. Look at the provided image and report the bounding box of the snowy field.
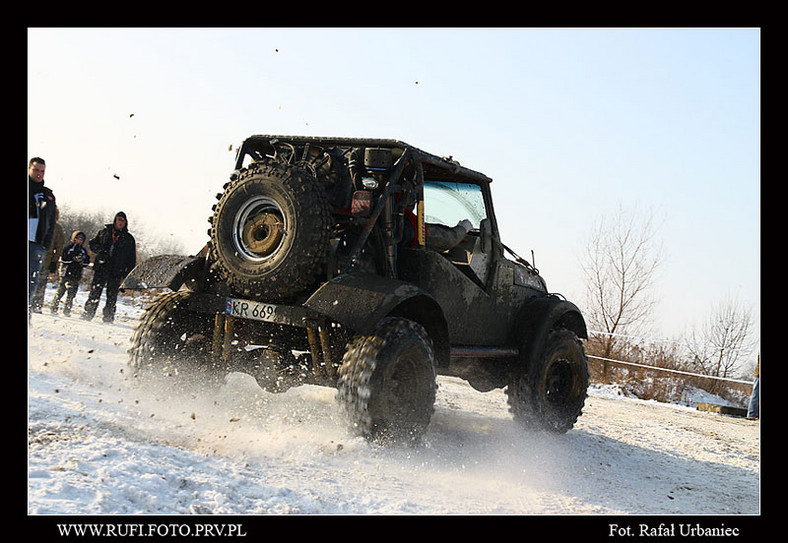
[27,285,760,526]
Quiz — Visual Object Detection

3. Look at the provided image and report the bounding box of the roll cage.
[233,135,503,278]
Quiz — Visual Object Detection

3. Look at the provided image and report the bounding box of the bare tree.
[581,205,663,380]
[686,297,754,391]
[56,203,109,242]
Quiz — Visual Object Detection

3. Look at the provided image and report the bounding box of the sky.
[27,27,760,356]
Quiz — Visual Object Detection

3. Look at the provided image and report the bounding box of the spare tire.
[209,160,331,300]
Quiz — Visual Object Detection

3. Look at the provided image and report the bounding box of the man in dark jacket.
[29,157,57,318]
[83,211,137,323]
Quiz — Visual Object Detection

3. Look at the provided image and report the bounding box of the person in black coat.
[82,211,137,323]
[29,157,57,317]
[51,231,90,316]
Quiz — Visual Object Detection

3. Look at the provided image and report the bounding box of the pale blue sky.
[27,27,760,353]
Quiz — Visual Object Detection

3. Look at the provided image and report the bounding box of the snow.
[28,287,760,519]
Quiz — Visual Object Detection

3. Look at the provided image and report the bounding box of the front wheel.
[336,318,437,444]
[506,328,589,433]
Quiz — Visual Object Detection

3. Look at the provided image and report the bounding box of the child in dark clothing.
[51,231,90,316]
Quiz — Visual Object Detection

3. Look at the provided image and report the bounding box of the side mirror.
[480,218,492,254]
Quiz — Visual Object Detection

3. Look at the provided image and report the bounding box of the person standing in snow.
[746,354,759,420]
[31,207,66,313]
[82,211,136,323]
[51,231,91,316]
[29,157,57,321]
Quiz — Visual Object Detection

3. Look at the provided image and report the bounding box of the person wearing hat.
[82,211,137,323]
[51,231,90,316]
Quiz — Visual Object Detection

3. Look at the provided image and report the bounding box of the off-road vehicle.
[124,135,589,443]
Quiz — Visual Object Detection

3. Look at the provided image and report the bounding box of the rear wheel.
[506,328,588,433]
[337,318,437,444]
[128,290,221,384]
[209,160,331,301]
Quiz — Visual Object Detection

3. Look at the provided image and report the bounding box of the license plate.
[226,298,277,322]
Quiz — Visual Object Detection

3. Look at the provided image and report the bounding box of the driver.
[401,208,473,253]
[423,219,473,252]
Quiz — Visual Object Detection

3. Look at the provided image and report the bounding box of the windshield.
[423,181,486,229]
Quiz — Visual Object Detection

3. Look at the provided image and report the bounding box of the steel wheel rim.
[232,196,286,262]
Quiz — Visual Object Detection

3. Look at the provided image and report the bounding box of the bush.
[585,334,750,408]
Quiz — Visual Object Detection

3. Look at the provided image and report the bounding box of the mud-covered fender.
[513,295,588,362]
[304,272,450,366]
[121,254,206,291]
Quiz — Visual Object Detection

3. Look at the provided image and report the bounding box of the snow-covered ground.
[28,286,760,519]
